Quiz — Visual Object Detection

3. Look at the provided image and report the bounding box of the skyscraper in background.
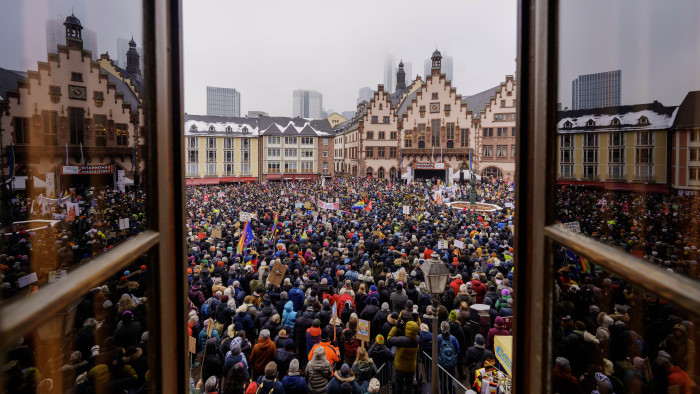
[424,54,453,81]
[571,70,621,110]
[207,87,241,117]
[357,87,374,104]
[46,18,97,60]
[293,90,323,118]
[383,55,395,94]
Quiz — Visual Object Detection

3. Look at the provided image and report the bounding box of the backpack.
[438,337,458,367]
[201,298,215,318]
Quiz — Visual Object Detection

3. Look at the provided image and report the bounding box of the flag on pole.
[236,221,254,255]
[365,200,373,211]
[269,213,279,245]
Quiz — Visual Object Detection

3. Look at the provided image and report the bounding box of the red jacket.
[337,293,355,315]
[471,279,487,303]
[667,366,692,394]
[450,278,464,296]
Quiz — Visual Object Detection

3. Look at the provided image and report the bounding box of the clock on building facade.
[68,85,87,100]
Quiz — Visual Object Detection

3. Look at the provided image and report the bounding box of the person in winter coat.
[306,319,323,355]
[498,298,514,318]
[367,335,394,372]
[319,300,333,328]
[453,284,473,308]
[309,331,341,368]
[437,321,460,394]
[114,311,142,349]
[359,297,380,324]
[254,299,276,331]
[305,346,332,394]
[233,306,255,343]
[387,321,419,394]
[551,357,583,394]
[282,359,308,394]
[256,362,286,394]
[486,316,510,351]
[282,301,297,332]
[202,337,225,384]
[494,289,512,311]
[371,303,390,341]
[222,362,249,394]
[447,310,467,380]
[189,281,206,309]
[465,334,494,383]
[249,329,278,380]
[223,341,248,377]
[350,347,377,391]
[470,274,487,304]
[295,306,317,362]
[390,283,408,313]
[449,274,464,296]
[289,283,305,311]
[326,364,363,394]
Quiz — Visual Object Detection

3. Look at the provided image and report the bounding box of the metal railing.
[420,350,471,394]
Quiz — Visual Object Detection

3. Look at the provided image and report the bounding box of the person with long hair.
[221,362,248,394]
[351,347,377,391]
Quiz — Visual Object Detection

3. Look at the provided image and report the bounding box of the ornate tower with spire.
[431,48,442,73]
[126,37,141,75]
[63,12,83,50]
[396,60,406,91]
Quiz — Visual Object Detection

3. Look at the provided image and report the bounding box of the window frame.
[515,4,700,394]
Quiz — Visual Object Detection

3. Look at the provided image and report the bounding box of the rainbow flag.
[236,221,254,255]
[269,213,279,245]
[580,255,591,273]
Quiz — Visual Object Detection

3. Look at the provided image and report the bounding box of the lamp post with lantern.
[421,252,452,392]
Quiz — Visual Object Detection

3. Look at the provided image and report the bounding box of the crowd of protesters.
[185,175,516,394]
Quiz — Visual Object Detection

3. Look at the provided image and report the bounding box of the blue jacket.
[282,301,297,331]
[282,374,308,394]
[233,311,255,339]
[256,375,286,394]
[289,288,305,312]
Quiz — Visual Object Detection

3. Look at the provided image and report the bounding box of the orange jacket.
[308,340,340,367]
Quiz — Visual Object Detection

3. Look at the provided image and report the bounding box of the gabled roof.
[257,117,332,136]
[462,85,500,117]
[673,91,700,129]
[557,102,678,133]
[184,114,260,136]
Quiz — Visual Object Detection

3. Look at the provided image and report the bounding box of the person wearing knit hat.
[366,378,380,393]
[255,361,285,394]
[448,310,459,321]
[282,358,308,393]
[203,376,218,393]
[326,363,361,394]
[375,334,384,345]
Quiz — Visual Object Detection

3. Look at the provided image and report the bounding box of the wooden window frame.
[0,2,188,393]
[514,2,700,393]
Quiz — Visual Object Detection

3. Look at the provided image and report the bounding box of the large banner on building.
[60,165,114,175]
[414,162,445,170]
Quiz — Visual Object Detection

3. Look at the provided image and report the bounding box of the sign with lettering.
[438,240,448,250]
[454,240,465,249]
[357,319,370,342]
[60,165,114,175]
[403,205,410,215]
[267,261,288,287]
[211,228,222,239]
[563,221,581,233]
[18,272,38,288]
[239,212,256,222]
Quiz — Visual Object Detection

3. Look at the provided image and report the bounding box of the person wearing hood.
[447,310,468,380]
[274,339,296,378]
[494,288,512,311]
[319,300,333,327]
[326,363,363,394]
[305,346,332,394]
[350,347,377,391]
[250,330,277,380]
[486,316,510,351]
[665,322,695,374]
[233,305,255,343]
[390,283,408,313]
[59,351,89,392]
[359,297,380,324]
[282,301,297,332]
[223,340,248,377]
[289,283,305,312]
[256,361,285,394]
[470,273,487,304]
[387,320,419,394]
[282,359,308,394]
[453,284,473,308]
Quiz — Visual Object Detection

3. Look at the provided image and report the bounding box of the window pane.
[551,244,700,394]
[0,2,147,305]
[557,1,700,284]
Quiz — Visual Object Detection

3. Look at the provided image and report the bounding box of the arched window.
[208,125,215,131]
[366,167,373,177]
[418,141,425,149]
[378,167,385,179]
[190,125,197,131]
[389,167,397,181]
[379,103,383,110]
[638,116,649,125]
[242,127,248,133]
[482,166,503,178]
[226,126,232,132]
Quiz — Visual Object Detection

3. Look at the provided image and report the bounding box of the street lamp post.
[421,252,452,392]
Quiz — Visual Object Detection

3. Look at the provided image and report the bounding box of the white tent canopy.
[452,169,481,181]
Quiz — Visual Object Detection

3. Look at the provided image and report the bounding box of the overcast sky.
[182,0,517,117]
[2,1,699,115]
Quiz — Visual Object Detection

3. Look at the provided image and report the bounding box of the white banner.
[563,221,581,233]
[117,170,126,192]
[403,205,410,215]
[317,199,339,210]
[239,211,256,222]
[454,240,465,249]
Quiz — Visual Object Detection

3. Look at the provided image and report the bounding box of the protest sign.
[563,221,581,233]
[239,212,256,222]
[438,240,448,250]
[357,319,370,342]
[403,205,410,215]
[267,261,288,287]
[211,228,222,238]
[18,272,38,288]
[454,240,465,249]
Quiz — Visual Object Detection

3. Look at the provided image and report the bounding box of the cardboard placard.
[563,221,581,233]
[197,232,206,240]
[403,205,410,215]
[189,336,197,354]
[109,231,117,239]
[312,211,319,222]
[438,240,448,250]
[357,319,370,342]
[18,272,38,288]
[360,192,368,198]
[267,261,288,287]
[454,240,465,249]
[372,230,381,237]
[304,202,312,209]
[212,228,222,239]
[119,218,130,230]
